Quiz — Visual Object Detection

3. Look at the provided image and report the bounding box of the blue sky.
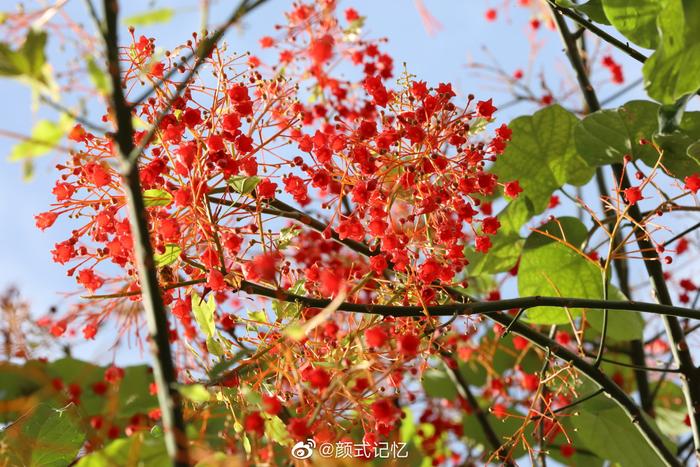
[0,0,649,363]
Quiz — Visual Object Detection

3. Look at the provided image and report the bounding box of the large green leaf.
[576,100,700,177]
[574,100,658,165]
[519,217,602,324]
[643,0,700,103]
[118,365,158,416]
[492,105,593,212]
[3,403,85,466]
[653,110,700,177]
[602,0,662,49]
[572,394,672,466]
[587,286,644,341]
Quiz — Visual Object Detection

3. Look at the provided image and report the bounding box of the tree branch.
[547,0,647,63]
[102,1,188,464]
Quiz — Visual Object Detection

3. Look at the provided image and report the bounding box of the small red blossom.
[35,212,58,230]
[623,186,643,205]
[504,181,523,199]
[307,367,331,389]
[206,269,226,291]
[397,333,420,356]
[244,411,265,437]
[365,326,389,348]
[104,365,125,383]
[476,99,497,119]
[684,173,700,193]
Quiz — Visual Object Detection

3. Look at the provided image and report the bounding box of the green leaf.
[602,0,662,49]
[154,244,181,267]
[492,105,593,212]
[9,115,73,161]
[0,29,51,88]
[205,336,225,357]
[86,57,111,94]
[143,189,173,207]
[576,100,700,177]
[643,0,700,103]
[573,394,672,466]
[265,416,291,446]
[192,292,216,337]
[227,175,260,195]
[586,286,644,341]
[653,110,700,177]
[177,384,210,403]
[123,8,175,26]
[422,368,457,400]
[4,403,85,466]
[277,225,300,250]
[119,365,157,416]
[76,431,167,466]
[519,217,602,324]
[575,100,659,166]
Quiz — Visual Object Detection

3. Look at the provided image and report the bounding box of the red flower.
[684,173,700,193]
[92,381,108,395]
[206,269,226,291]
[481,216,500,235]
[104,365,125,383]
[475,235,492,253]
[262,395,282,415]
[84,163,111,187]
[244,411,265,437]
[476,99,497,119]
[365,326,389,348]
[397,333,420,356]
[370,398,400,429]
[83,323,98,340]
[485,8,497,21]
[77,269,104,292]
[492,403,508,419]
[307,367,331,389]
[521,373,539,391]
[309,34,335,65]
[623,186,643,205]
[256,178,277,199]
[52,182,75,201]
[287,418,311,440]
[513,335,529,351]
[560,443,576,458]
[35,212,58,230]
[369,255,388,274]
[504,181,523,199]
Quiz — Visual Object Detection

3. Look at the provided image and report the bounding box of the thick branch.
[102,1,188,464]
